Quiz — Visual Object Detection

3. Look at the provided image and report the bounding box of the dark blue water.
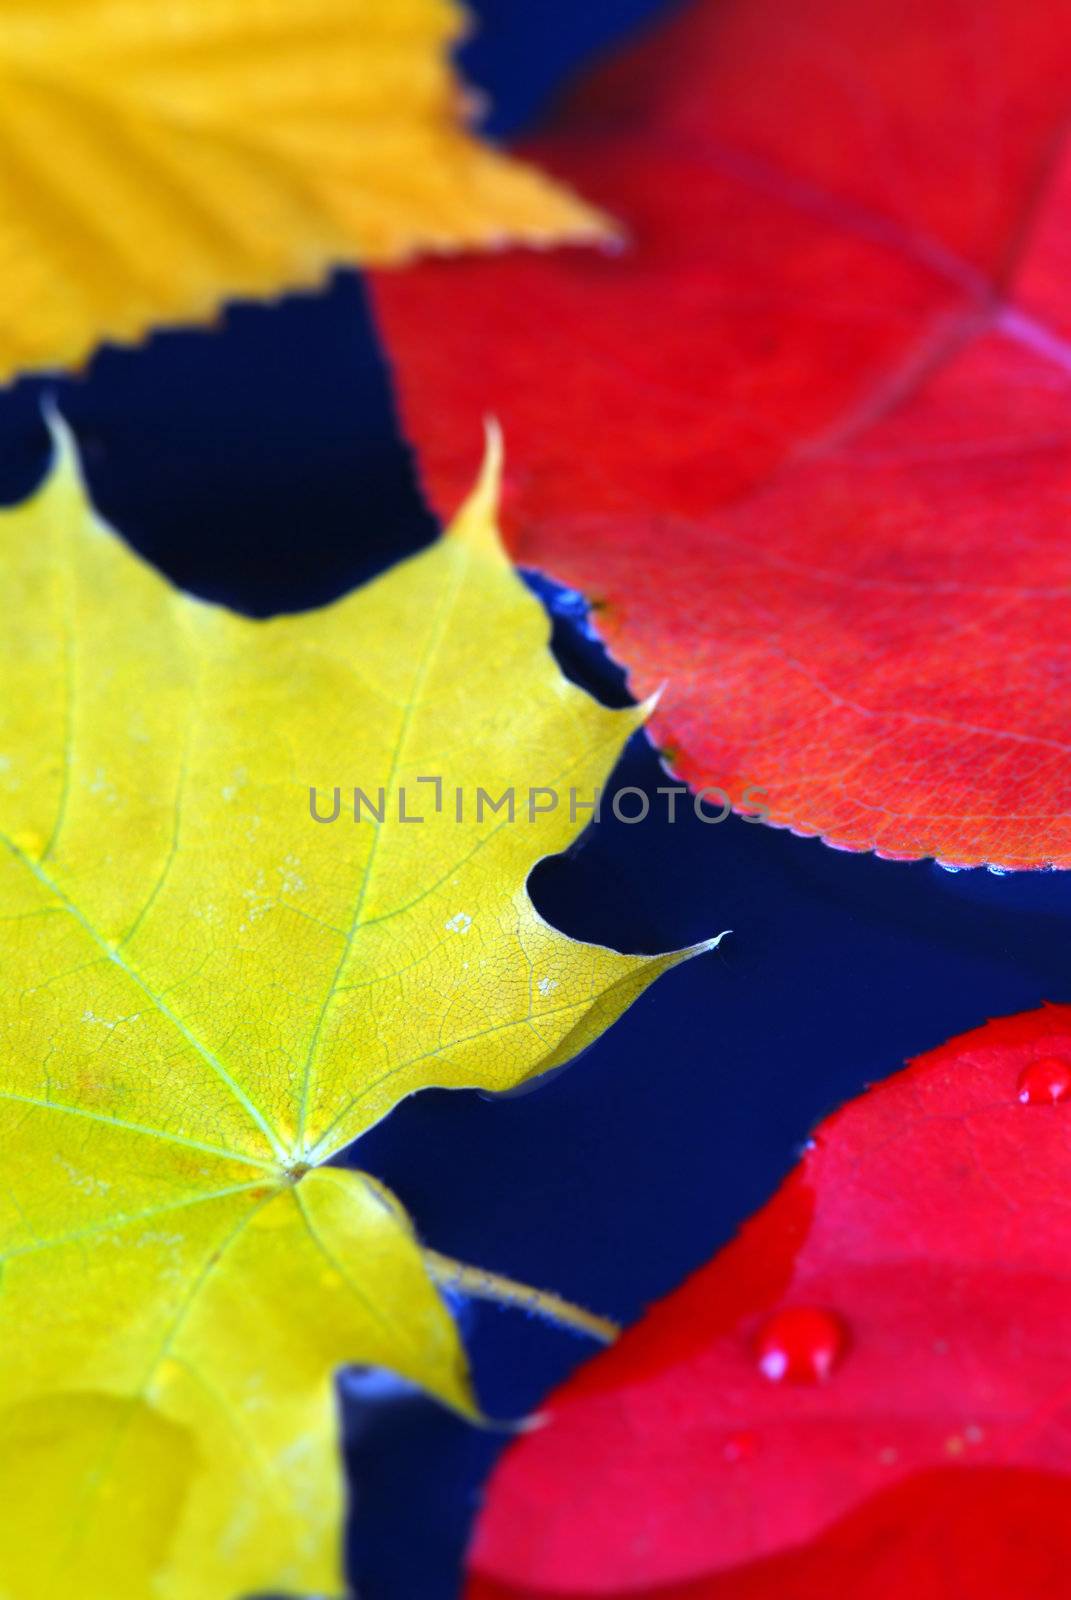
[0,4,1066,1596]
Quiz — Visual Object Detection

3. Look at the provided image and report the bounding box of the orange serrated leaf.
[0,0,606,378]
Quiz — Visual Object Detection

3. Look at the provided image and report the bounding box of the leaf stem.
[425,1250,619,1344]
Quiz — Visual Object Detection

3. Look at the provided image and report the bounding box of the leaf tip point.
[638,683,668,721]
[448,417,506,554]
[35,398,87,502]
[514,1409,551,1435]
[653,927,730,978]
[481,412,504,488]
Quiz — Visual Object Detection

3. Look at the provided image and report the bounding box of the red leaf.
[371,0,1071,869]
[464,1005,1071,1598]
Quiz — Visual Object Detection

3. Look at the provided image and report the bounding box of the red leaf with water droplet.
[371,0,1071,869]
[463,1005,1071,1598]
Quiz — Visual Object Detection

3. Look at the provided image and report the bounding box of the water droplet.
[722,1430,757,1463]
[754,1305,848,1384]
[1017,1056,1071,1106]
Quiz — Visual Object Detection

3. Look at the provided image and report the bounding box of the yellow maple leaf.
[0,0,605,380]
[0,420,714,1599]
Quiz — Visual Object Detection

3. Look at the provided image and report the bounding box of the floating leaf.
[0,423,705,1598]
[372,0,1071,869]
[0,0,604,379]
[465,1004,1071,1599]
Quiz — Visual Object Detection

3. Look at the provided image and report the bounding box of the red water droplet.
[1017,1056,1071,1106]
[755,1306,847,1384]
[722,1429,757,1463]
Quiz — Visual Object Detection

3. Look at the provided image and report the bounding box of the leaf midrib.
[292,536,474,1151]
